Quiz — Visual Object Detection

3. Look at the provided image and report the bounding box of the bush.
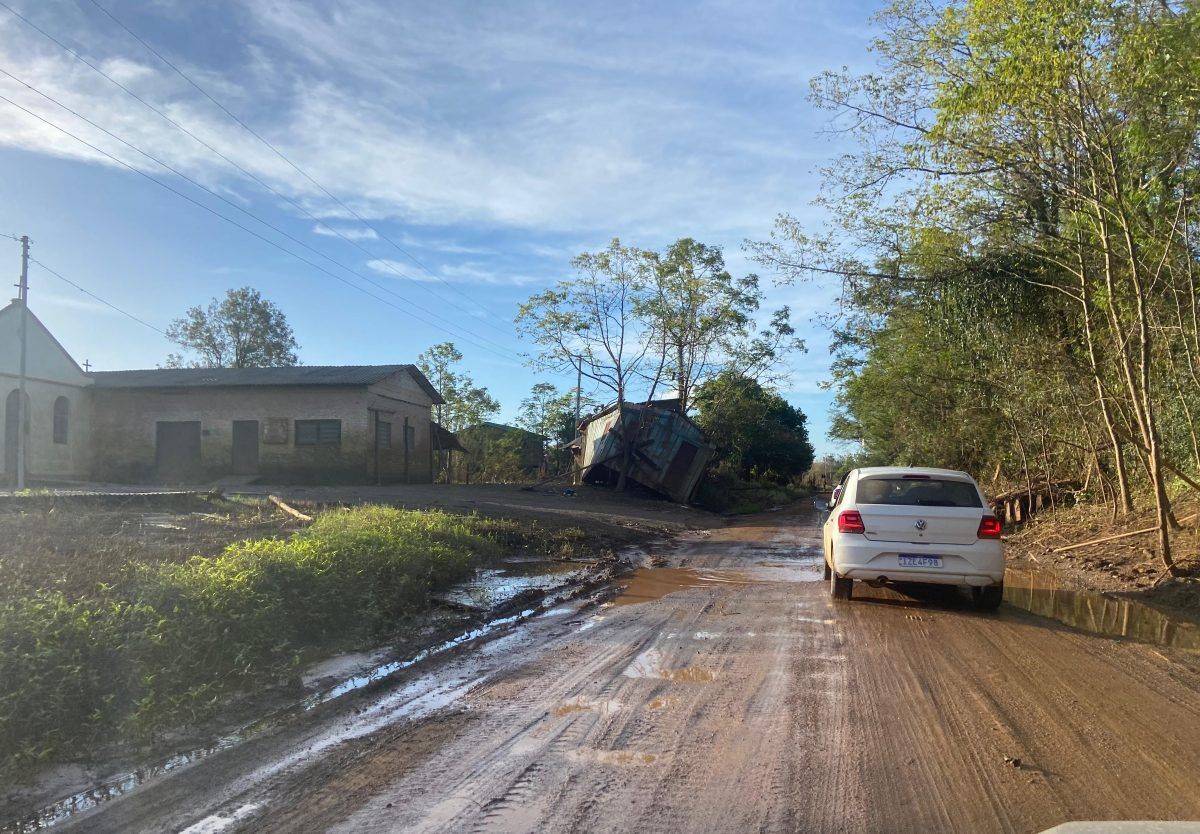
[0,506,496,778]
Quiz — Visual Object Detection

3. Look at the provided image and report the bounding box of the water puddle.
[439,559,585,609]
[621,648,717,682]
[1004,567,1200,652]
[567,748,662,766]
[612,568,752,606]
[553,698,623,717]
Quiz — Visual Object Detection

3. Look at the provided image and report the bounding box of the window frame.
[294,419,342,447]
[52,396,69,445]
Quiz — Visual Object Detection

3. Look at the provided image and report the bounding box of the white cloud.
[0,0,854,239]
[312,224,377,240]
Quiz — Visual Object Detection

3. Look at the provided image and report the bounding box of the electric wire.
[29,256,170,336]
[0,0,515,344]
[0,90,523,360]
[80,0,504,325]
[0,65,524,361]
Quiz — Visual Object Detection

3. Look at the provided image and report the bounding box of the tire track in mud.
[56,511,1200,833]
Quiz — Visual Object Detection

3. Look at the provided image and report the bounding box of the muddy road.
[42,508,1200,833]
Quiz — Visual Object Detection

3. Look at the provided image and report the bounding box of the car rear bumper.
[831,536,1004,587]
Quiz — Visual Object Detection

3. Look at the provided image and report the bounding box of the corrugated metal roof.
[88,365,444,403]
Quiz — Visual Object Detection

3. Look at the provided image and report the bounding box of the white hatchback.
[818,467,1005,609]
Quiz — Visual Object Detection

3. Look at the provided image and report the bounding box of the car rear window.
[855,478,982,508]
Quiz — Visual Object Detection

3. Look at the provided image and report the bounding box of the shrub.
[0,506,497,778]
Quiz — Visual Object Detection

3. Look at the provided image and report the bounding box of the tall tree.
[164,287,298,368]
[640,239,759,411]
[516,239,662,489]
[417,342,500,432]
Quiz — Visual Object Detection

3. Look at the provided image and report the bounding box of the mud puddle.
[1004,567,1200,652]
[612,562,818,607]
[439,559,586,609]
[622,648,717,682]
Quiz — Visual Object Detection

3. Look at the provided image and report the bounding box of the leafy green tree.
[694,371,815,483]
[165,287,298,368]
[417,342,500,433]
[516,239,661,489]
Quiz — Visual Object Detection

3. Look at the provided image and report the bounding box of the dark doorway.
[231,420,260,475]
[664,441,699,486]
[155,421,202,483]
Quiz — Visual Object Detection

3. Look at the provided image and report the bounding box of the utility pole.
[15,235,29,490]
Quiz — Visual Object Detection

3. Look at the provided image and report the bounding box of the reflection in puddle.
[621,648,717,682]
[441,560,585,609]
[1004,567,1200,652]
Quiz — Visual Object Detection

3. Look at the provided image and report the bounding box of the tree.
[164,287,298,368]
[693,371,815,483]
[750,0,1200,574]
[640,239,759,411]
[416,342,500,433]
[516,239,662,489]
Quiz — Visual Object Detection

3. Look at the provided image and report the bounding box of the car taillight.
[838,510,866,534]
[977,515,1002,539]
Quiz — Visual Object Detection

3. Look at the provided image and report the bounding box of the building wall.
[366,392,435,484]
[0,375,92,482]
[0,305,93,483]
[90,385,434,484]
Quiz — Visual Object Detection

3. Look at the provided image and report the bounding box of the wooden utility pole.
[15,235,29,490]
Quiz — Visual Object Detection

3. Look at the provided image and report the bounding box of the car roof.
[855,466,975,481]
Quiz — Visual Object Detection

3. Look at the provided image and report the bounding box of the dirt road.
[51,508,1200,833]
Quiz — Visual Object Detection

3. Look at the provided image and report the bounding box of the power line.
[0,0,514,344]
[30,255,170,336]
[0,90,523,361]
[0,65,524,361]
[81,0,504,324]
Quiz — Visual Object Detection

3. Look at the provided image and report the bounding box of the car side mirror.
[814,498,829,512]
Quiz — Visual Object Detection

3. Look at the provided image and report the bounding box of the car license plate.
[898,555,943,568]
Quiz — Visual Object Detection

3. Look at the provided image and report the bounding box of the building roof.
[87,364,444,403]
[431,421,468,453]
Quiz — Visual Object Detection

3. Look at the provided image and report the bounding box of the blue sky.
[0,0,879,455]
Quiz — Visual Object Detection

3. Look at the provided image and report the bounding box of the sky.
[0,0,880,456]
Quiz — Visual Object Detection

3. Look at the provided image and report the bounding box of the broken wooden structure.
[990,479,1081,526]
[573,399,715,504]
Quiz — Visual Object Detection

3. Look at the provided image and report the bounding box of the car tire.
[823,555,832,581]
[972,584,1003,611]
[831,569,852,601]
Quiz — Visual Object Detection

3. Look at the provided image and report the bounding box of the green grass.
[0,505,528,778]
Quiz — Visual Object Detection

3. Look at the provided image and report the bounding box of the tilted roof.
[87,364,444,403]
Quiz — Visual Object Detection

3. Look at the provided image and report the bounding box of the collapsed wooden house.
[573,399,715,504]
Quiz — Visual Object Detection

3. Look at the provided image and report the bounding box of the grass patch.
[694,471,809,514]
[0,504,546,779]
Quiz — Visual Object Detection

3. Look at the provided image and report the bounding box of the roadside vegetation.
[0,499,588,780]
[750,0,1200,582]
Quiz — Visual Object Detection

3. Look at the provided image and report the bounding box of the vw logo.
[914,519,927,531]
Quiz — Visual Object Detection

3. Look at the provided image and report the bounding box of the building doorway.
[155,420,202,483]
[231,420,260,475]
[4,389,30,486]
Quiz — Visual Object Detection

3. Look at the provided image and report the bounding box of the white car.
[818,466,1005,609]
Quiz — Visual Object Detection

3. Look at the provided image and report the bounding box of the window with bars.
[295,419,341,446]
[376,420,392,449]
[405,423,416,452]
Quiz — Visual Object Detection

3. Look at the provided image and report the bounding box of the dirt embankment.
[1004,500,1200,618]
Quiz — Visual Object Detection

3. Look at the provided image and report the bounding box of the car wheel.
[972,584,1003,611]
[823,554,832,581]
[831,569,852,601]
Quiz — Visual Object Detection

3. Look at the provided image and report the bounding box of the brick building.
[1,301,448,485]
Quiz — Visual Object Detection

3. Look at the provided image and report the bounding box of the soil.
[1004,500,1200,620]
[18,506,1200,834]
